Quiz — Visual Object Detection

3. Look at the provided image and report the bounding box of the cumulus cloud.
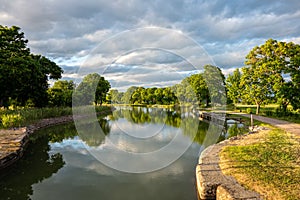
[1,0,300,89]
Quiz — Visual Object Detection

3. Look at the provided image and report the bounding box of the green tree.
[75,73,110,105]
[0,25,62,107]
[278,42,300,111]
[226,68,243,104]
[202,65,226,106]
[241,39,299,114]
[145,88,157,104]
[48,80,75,107]
[107,89,123,104]
[122,86,137,104]
[187,73,209,106]
[131,87,144,104]
[162,87,177,105]
[173,78,198,104]
[154,88,164,104]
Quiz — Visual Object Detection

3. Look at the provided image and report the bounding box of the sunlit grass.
[0,106,112,128]
[0,107,72,128]
[220,129,300,200]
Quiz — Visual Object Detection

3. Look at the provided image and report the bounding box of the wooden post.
[250,113,253,131]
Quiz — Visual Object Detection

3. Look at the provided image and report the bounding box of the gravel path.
[230,113,300,137]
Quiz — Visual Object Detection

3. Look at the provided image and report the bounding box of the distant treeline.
[106,64,226,107]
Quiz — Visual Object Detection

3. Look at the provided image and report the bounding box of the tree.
[241,39,299,114]
[162,87,177,105]
[107,89,123,104]
[0,25,63,107]
[226,68,243,104]
[131,87,144,104]
[279,42,300,111]
[75,73,110,105]
[122,86,137,104]
[48,80,75,107]
[187,73,209,106]
[202,65,226,106]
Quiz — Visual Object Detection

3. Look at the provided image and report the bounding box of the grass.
[0,106,112,128]
[220,128,300,200]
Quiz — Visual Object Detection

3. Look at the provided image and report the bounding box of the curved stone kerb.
[196,140,262,200]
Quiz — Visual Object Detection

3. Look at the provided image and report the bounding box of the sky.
[1,0,300,91]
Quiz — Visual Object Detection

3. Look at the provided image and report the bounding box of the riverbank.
[220,128,300,199]
[196,131,263,199]
[196,114,300,199]
[0,107,113,171]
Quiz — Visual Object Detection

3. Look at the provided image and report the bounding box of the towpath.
[229,112,300,136]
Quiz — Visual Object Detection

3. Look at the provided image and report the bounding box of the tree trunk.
[206,94,209,107]
[256,103,260,115]
[281,102,288,113]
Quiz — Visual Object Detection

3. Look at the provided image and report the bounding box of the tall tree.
[162,87,177,105]
[122,86,138,104]
[202,65,226,107]
[0,25,62,107]
[48,80,75,107]
[241,39,299,114]
[107,89,123,104]
[187,73,209,106]
[75,73,110,105]
[226,68,243,104]
[279,41,300,111]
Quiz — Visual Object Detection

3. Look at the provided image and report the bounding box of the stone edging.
[0,109,113,171]
[0,115,74,171]
[196,134,263,200]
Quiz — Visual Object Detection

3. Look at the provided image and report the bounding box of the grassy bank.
[0,106,111,129]
[220,128,300,199]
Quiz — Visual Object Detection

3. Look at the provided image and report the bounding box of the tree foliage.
[106,65,226,107]
[75,73,111,105]
[230,39,300,114]
[226,68,242,104]
[48,80,75,107]
[202,65,226,106]
[0,25,63,107]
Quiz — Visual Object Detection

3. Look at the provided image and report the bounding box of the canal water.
[0,106,227,200]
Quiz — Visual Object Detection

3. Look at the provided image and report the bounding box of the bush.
[265,110,274,117]
[1,114,23,128]
[246,108,252,114]
[228,123,245,137]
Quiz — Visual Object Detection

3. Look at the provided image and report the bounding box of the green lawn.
[220,128,300,200]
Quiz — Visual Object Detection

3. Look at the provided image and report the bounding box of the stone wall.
[0,115,74,171]
[196,138,262,200]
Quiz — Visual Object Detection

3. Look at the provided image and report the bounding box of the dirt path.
[230,112,300,137]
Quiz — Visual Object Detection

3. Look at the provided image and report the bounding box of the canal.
[0,106,228,200]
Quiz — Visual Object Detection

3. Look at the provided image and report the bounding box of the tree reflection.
[0,134,65,200]
[77,118,111,147]
[0,118,111,200]
[109,107,227,145]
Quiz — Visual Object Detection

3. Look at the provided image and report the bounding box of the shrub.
[246,108,252,114]
[228,123,245,137]
[265,110,274,117]
[1,114,23,128]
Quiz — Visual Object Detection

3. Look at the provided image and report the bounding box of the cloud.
[1,0,300,89]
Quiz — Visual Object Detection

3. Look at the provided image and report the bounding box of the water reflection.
[0,106,232,200]
[108,106,225,146]
[0,125,68,200]
[77,118,111,146]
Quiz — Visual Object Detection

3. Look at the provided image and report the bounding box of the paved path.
[229,112,300,137]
